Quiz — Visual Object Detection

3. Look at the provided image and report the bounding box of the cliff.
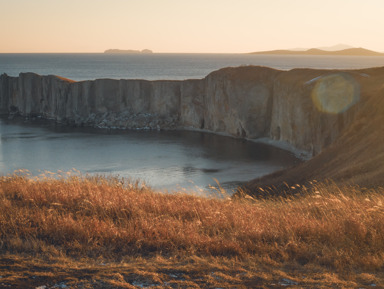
[1,66,383,189]
[243,67,384,193]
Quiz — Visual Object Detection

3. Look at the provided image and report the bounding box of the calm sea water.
[1,53,383,193]
[1,53,384,81]
[0,118,299,194]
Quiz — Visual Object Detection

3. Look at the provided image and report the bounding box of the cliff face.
[202,67,276,139]
[269,69,360,155]
[244,66,384,192]
[0,66,366,158]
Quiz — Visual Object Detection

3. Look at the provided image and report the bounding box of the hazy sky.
[1,0,383,53]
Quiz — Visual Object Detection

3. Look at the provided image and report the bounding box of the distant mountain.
[250,47,384,56]
[287,44,354,52]
[316,44,354,51]
[104,49,153,54]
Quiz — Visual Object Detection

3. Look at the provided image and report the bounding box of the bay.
[0,118,299,194]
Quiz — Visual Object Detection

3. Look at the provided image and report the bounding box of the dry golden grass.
[1,171,384,288]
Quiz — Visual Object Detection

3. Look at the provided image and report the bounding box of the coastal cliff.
[1,66,383,188]
[0,66,360,154]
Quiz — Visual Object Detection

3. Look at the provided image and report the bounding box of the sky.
[1,0,383,53]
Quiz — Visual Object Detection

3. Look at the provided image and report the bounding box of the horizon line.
[1,46,384,54]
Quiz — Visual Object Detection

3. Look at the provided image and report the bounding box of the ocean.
[1,53,384,81]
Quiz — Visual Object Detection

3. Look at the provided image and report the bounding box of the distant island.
[250,47,384,56]
[104,49,153,54]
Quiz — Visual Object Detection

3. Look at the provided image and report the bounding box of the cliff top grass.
[1,171,384,288]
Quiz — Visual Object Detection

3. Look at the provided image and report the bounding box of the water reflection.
[0,118,300,194]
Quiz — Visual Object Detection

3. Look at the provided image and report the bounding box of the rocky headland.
[1,66,384,192]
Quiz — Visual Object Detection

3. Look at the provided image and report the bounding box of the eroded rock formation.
[2,66,370,159]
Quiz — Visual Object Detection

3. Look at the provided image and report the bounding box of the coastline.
[251,137,312,161]
[2,65,384,192]
[0,115,300,195]
[182,126,310,161]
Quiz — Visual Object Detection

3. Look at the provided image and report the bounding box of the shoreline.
[252,137,312,161]
[182,126,311,161]
[3,114,309,160]
[0,115,301,194]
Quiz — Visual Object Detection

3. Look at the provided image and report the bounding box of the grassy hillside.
[1,172,384,288]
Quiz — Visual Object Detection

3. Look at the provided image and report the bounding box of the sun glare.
[311,73,360,114]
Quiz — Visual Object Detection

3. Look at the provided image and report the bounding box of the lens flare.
[311,73,359,114]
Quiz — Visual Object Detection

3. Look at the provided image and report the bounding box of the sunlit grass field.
[1,171,384,288]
